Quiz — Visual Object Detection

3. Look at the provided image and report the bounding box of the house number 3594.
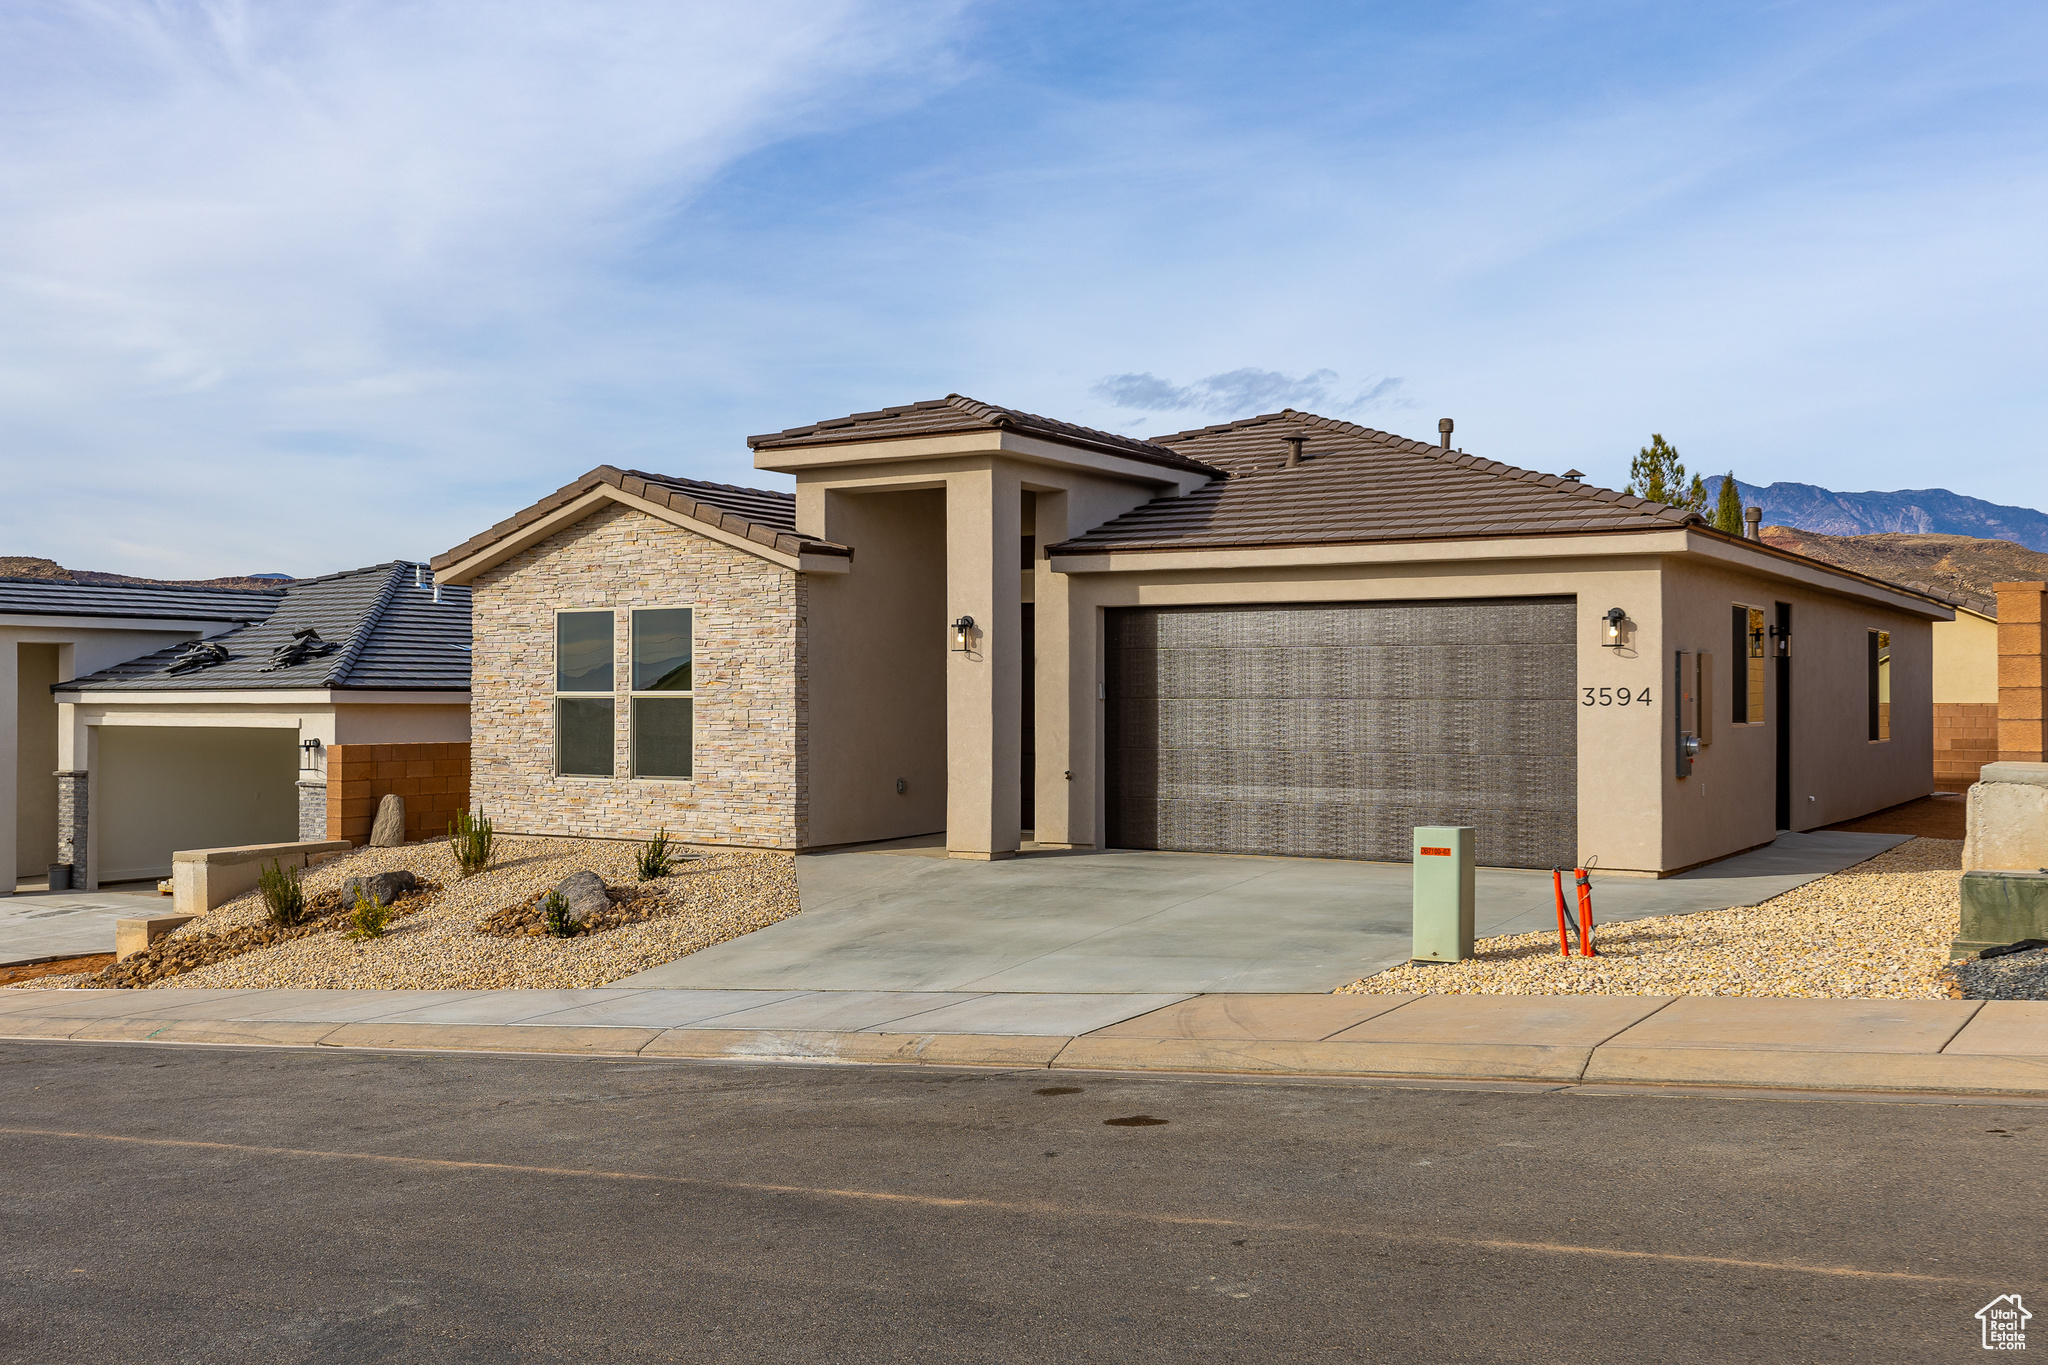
[1582,687,1652,706]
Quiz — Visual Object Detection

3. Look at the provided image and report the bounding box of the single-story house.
[4,576,276,893]
[431,396,1953,875]
[41,562,470,889]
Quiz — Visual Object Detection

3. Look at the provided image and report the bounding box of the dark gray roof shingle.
[59,563,469,693]
[0,577,279,622]
[748,394,1225,477]
[1048,411,1701,554]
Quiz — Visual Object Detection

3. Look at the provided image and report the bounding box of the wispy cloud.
[1092,369,1406,419]
[0,0,969,576]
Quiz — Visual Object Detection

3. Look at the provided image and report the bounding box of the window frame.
[1868,628,1892,743]
[627,606,695,781]
[553,609,616,778]
[1731,604,1766,725]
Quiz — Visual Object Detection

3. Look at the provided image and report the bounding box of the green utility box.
[1412,826,1476,963]
[1952,871,2048,959]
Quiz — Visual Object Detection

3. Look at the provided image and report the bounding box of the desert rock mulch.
[70,885,437,989]
[5,835,801,992]
[1341,837,1974,1000]
[0,954,115,987]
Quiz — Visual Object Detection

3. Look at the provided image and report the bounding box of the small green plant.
[635,827,675,881]
[449,807,495,879]
[258,860,306,928]
[346,886,397,942]
[540,889,580,938]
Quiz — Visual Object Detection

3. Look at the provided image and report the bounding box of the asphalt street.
[2,1042,2041,1363]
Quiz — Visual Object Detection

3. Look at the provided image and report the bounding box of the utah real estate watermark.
[1978,1295,2030,1351]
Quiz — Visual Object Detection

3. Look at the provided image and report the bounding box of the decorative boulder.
[341,870,419,908]
[552,870,610,925]
[369,793,407,847]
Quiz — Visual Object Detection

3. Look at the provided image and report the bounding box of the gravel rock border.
[37,835,802,991]
[1341,837,1969,1000]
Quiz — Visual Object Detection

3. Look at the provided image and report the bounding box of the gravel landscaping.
[7,836,800,991]
[1342,837,1972,1000]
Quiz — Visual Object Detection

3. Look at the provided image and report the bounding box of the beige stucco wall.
[1657,557,1932,869]
[1933,609,1999,704]
[333,703,471,744]
[804,487,948,846]
[14,644,59,877]
[469,502,805,848]
[96,725,298,882]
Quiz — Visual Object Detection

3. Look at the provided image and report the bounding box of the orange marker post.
[1551,868,1573,958]
[1574,868,1597,957]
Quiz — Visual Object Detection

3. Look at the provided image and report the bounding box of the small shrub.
[541,890,580,938]
[449,807,495,879]
[345,887,397,942]
[258,860,306,928]
[635,827,676,881]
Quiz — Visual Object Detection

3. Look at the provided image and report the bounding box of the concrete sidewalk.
[4,985,2044,1096]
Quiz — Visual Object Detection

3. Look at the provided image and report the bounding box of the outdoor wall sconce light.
[951,615,975,651]
[1602,607,1627,647]
[299,738,324,771]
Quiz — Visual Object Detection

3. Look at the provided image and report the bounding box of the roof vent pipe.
[1438,418,1454,450]
[1744,506,1762,540]
[1281,434,1306,468]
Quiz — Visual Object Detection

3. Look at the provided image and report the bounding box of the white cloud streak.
[0,0,968,576]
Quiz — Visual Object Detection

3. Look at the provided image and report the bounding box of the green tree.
[1712,472,1745,534]
[1623,434,1706,512]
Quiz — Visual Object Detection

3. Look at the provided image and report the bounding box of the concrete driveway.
[613,831,1908,994]
[0,884,168,965]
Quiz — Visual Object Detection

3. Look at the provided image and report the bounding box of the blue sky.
[2,0,2043,577]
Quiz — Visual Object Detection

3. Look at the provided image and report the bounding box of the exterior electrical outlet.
[1411,826,1476,963]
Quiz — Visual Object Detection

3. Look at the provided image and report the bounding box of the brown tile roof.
[1047,411,1701,554]
[747,394,1224,477]
[431,466,848,573]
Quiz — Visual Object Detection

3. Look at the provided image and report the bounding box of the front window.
[555,610,614,777]
[630,608,693,779]
[1869,629,1891,742]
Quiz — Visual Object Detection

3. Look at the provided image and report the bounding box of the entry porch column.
[945,466,1023,859]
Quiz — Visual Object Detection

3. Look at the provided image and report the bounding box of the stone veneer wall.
[468,503,805,848]
[1933,702,1999,791]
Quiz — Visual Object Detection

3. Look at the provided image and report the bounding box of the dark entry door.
[1105,598,1577,869]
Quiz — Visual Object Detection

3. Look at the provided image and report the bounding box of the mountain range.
[1702,477,2048,552]
[0,556,291,591]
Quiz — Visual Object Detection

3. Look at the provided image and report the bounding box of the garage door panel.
[1119,749,1575,811]
[1107,599,1576,868]
[1114,698,1575,755]
[1114,645,1572,702]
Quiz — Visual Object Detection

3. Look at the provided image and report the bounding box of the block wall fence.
[325,742,471,846]
[1999,582,2047,765]
[1934,703,2000,790]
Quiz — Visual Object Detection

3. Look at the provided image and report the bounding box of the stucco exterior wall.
[1934,609,1999,703]
[333,704,471,744]
[804,487,948,846]
[14,644,58,877]
[469,502,804,848]
[1659,556,1932,869]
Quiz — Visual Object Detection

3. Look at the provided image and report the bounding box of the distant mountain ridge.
[1703,477,2048,552]
[0,556,291,591]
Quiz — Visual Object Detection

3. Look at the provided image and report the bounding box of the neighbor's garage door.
[1106,598,1577,869]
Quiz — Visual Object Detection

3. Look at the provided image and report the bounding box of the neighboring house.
[46,563,470,889]
[4,577,278,894]
[1922,588,1999,790]
[431,396,1953,875]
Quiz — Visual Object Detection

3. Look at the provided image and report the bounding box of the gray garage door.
[1106,599,1577,869]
